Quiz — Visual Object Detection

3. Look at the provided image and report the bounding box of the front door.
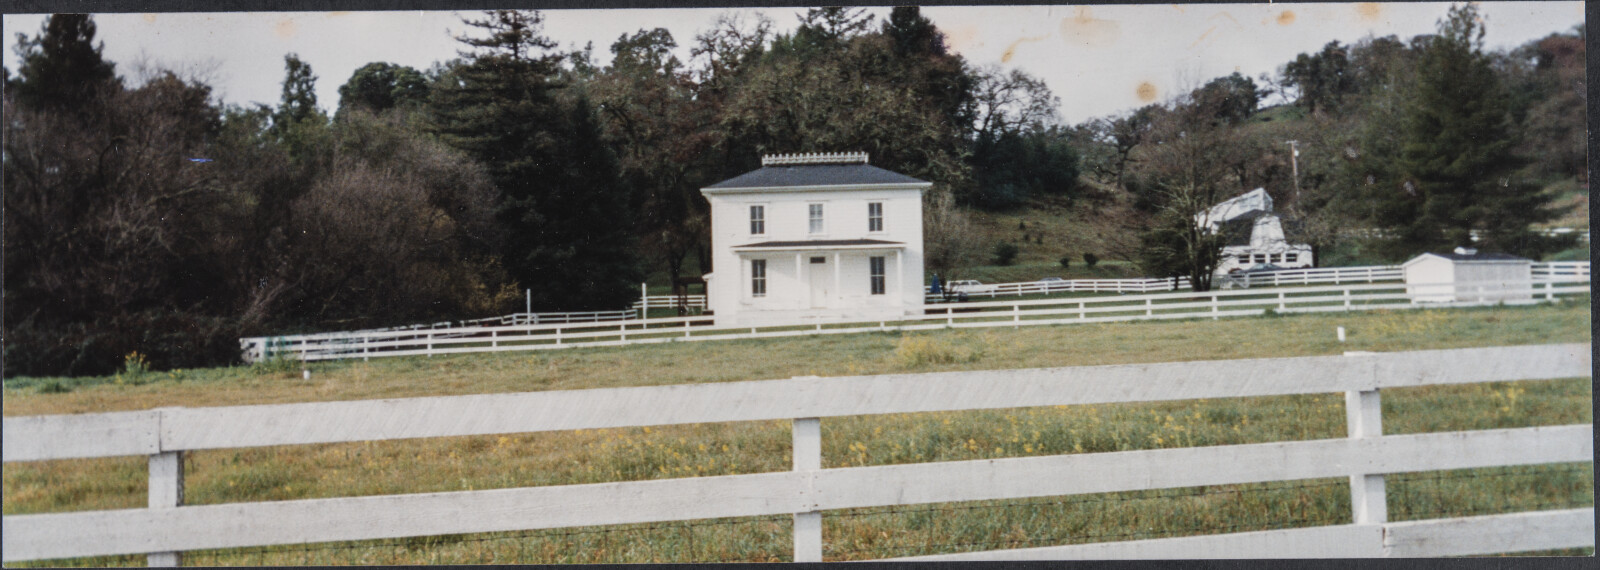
[808,256,829,308]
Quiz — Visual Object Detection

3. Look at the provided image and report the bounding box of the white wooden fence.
[1347,227,1591,243]
[2,343,1591,563]
[1221,266,1403,289]
[1224,261,1587,289]
[239,277,1588,363]
[929,277,1193,299]
[632,294,709,314]
[461,309,635,327]
[1531,261,1591,280]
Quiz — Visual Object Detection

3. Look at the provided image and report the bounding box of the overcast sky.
[3,2,1585,124]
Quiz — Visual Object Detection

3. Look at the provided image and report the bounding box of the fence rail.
[929,277,1193,299]
[1531,261,1591,280]
[1221,266,1403,289]
[2,343,1591,563]
[461,310,635,327]
[239,277,1588,363]
[632,295,709,312]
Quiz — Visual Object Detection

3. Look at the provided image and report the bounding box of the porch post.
[795,253,804,307]
[896,250,905,305]
[833,251,842,308]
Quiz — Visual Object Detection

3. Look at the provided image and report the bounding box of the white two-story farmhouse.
[700,153,930,326]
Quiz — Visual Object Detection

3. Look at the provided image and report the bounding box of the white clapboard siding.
[888,509,1595,561]
[5,343,1586,461]
[3,425,1588,562]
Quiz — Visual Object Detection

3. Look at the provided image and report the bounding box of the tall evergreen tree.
[274,53,321,126]
[1375,3,1566,258]
[431,10,641,311]
[10,13,120,112]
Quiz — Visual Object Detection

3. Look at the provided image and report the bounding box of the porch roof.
[731,239,906,253]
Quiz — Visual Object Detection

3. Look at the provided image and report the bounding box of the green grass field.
[3,300,1592,564]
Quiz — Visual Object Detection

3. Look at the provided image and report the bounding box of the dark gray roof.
[734,239,905,248]
[706,164,930,189]
[1430,252,1528,262]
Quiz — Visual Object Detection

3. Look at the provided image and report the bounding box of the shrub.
[1059,256,1071,269]
[1083,252,1099,267]
[117,351,151,385]
[2,311,247,377]
[993,242,1020,266]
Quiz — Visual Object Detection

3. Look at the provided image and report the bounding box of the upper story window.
[750,205,765,235]
[868,202,883,232]
[808,204,824,234]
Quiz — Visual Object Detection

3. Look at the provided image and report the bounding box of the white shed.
[1401,247,1532,303]
[700,152,930,327]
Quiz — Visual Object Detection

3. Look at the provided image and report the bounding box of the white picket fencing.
[238,277,1588,363]
[2,344,1591,564]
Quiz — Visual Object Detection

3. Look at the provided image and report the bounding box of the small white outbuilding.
[1401,247,1532,303]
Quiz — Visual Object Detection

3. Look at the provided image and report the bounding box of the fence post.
[640,282,648,319]
[1278,291,1286,311]
[363,334,370,362]
[1211,295,1218,320]
[1345,385,1387,528]
[793,416,823,563]
[1546,281,1554,301]
[1013,304,1020,328]
[1079,301,1086,320]
[1344,289,1352,310]
[427,332,434,358]
[147,449,184,567]
[556,327,563,346]
[1145,298,1153,317]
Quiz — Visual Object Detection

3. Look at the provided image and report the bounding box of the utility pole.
[1286,140,1301,200]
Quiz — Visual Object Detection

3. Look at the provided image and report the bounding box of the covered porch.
[725,239,912,326]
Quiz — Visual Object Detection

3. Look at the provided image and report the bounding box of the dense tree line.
[4,6,1582,375]
[4,8,1077,375]
[1084,4,1583,288]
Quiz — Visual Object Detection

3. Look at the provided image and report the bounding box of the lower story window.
[1269,253,1282,263]
[869,256,886,295]
[1253,253,1267,263]
[1285,253,1299,263]
[751,259,767,297]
